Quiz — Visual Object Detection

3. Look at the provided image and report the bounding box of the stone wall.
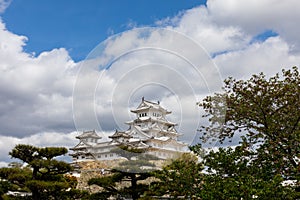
[74,159,124,192]
[73,159,168,193]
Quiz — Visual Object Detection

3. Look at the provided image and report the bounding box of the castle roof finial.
[142,96,144,101]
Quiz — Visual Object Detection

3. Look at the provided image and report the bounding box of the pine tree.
[0,144,88,200]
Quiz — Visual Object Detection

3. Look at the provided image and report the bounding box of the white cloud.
[0,19,29,64]
[1,0,300,164]
[206,0,300,52]
[0,161,8,168]
[0,20,78,137]
[214,36,300,79]
[72,28,222,144]
[0,131,79,163]
[155,5,250,54]
[155,0,300,77]
[0,0,11,13]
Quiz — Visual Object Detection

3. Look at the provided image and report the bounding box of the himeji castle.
[70,98,188,162]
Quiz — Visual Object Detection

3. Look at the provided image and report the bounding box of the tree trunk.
[131,175,138,200]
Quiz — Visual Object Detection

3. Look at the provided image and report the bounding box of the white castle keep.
[70,98,188,162]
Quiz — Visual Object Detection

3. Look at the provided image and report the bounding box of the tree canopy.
[88,145,159,200]
[0,144,87,200]
[195,66,300,198]
[144,153,203,199]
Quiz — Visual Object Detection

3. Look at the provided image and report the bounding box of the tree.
[143,153,203,199]
[0,144,88,200]
[0,181,10,199]
[196,67,300,198]
[197,146,297,200]
[0,165,32,199]
[88,145,158,200]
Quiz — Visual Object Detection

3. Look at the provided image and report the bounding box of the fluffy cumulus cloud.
[0,131,79,164]
[0,19,80,164]
[207,0,300,52]
[73,28,220,146]
[0,20,77,137]
[1,0,300,165]
[163,0,300,76]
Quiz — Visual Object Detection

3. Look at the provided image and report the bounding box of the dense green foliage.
[88,145,158,200]
[199,67,299,176]
[0,144,88,200]
[144,153,203,199]
[197,67,299,199]
[200,146,297,199]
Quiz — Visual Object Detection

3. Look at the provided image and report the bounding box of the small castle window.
[139,113,148,117]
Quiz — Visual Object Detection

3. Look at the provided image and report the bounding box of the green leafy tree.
[196,146,297,200]
[0,165,32,199]
[196,67,300,198]
[88,145,158,200]
[199,67,299,176]
[143,153,203,199]
[0,181,10,200]
[0,144,88,200]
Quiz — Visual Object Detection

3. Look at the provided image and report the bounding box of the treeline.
[0,67,299,199]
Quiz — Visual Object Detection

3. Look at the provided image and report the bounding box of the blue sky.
[2,0,205,61]
[0,0,300,166]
